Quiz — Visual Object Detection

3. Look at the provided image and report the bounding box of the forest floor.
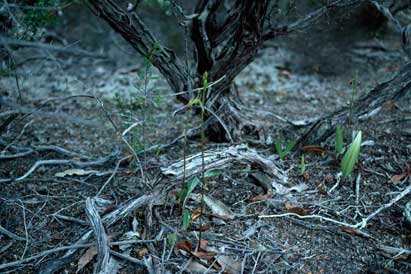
[1,10,411,274]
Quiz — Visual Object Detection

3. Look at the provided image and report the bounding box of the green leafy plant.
[341,131,362,180]
[275,138,296,160]
[335,125,343,157]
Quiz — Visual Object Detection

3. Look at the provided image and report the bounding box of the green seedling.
[335,125,343,157]
[341,131,362,180]
[167,232,177,248]
[275,138,296,160]
[179,176,200,206]
[182,209,190,230]
[300,154,306,175]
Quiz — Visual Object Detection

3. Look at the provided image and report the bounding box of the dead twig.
[0,37,107,58]
[0,153,118,183]
[85,198,111,274]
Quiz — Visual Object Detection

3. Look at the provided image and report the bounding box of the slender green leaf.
[187,176,200,195]
[182,209,190,230]
[167,232,177,248]
[178,188,188,203]
[275,138,285,160]
[204,169,224,178]
[285,139,296,153]
[335,125,343,156]
[300,154,306,174]
[341,131,362,179]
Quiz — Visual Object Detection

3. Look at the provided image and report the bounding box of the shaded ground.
[1,7,411,274]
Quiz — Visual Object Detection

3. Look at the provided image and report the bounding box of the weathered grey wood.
[161,144,286,183]
[85,198,111,274]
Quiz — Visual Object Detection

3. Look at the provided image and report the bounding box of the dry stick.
[96,155,132,197]
[121,121,146,186]
[109,250,145,266]
[85,198,111,274]
[354,172,362,218]
[0,239,158,270]
[0,225,26,241]
[0,37,107,58]
[0,154,117,183]
[38,194,158,274]
[260,184,411,230]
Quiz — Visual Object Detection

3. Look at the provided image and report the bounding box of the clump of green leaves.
[275,138,296,160]
[341,131,362,180]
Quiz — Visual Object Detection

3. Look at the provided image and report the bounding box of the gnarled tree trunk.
[88,0,404,143]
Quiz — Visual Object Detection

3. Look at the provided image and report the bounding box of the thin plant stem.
[198,73,208,248]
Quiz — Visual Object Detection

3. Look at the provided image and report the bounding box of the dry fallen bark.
[161,144,286,183]
[85,198,111,274]
[38,193,163,274]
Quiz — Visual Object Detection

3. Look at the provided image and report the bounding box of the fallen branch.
[161,144,286,183]
[0,153,118,183]
[85,198,111,274]
[0,37,107,58]
[38,193,163,274]
[260,184,411,230]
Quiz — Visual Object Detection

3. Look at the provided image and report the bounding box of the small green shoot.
[178,176,200,206]
[275,138,296,160]
[182,209,190,230]
[167,232,177,248]
[300,154,306,175]
[204,169,223,178]
[341,131,362,180]
[335,125,343,157]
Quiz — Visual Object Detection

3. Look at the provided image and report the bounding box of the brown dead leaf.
[191,251,216,260]
[390,173,407,183]
[208,213,235,222]
[284,201,308,216]
[216,255,242,274]
[303,171,310,181]
[250,192,273,202]
[120,152,133,166]
[302,145,328,153]
[77,246,97,272]
[191,207,204,220]
[186,261,209,273]
[384,101,399,110]
[199,240,208,249]
[176,240,193,253]
[123,168,133,174]
[324,174,333,185]
[137,248,149,257]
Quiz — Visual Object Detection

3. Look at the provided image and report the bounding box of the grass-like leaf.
[341,131,362,180]
[275,138,285,160]
[167,232,177,248]
[204,169,224,178]
[182,209,190,230]
[300,154,306,175]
